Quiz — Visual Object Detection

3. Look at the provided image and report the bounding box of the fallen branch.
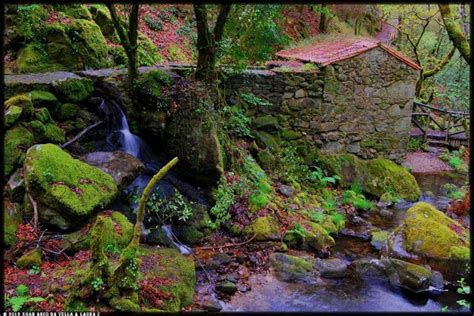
[60,121,103,149]
[194,233,257,250]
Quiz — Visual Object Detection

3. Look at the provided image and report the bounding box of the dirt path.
[404,151,453,173]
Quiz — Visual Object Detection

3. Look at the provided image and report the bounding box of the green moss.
[167,44,187,62]
[109,46,128,65]
[67,19,110,69]
[5,94,34,118]
[16,248,42,268]
[15,4,49,41]
[243,215,281,241]
[45,23,79,69]
[29,90,59,110]
[4,126,34,178]
[17,43,65,73]
[137,33,164,66]
[281,129,302,140]
[24,144,118,228]
[56,103,80,121]
[58,4,92,20]
[89,4,115,37]
[30,120,65,143]
[5,105,23,128]
[403,202,470,261]
[34,107,52,123]
[253,130,279,149]
[4,202,22,248]
[52,78,93,103]
[380,191,399,204]
[269,253,314,282]
[135,70,174,102]
[138,247,196,311]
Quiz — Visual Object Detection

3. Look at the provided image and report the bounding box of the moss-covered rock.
[4,126,34,178]
[4,200,23,248]
[67,19,110,69]
[256,149,276,170]
[58,4,92,20]
[16,248,42,268]
[5,94,34,118]
[284,220,335,253]
[173,204,212,245]
[138,247,196,311]
[269,253,316,283]
[34,107,52,123]
[134,69,174,109]
[243,215,281,241]
[137,33,164,66]
[30,120,66,143]
[29,90,59,110]
[5,105,23,128]
[52,77,93,103]
[6,168,26,203]
[45,23,79,69]
[24,144,118,229]
[383,202,470,279]
[328,154,420,201]
[65,211,133,253]
[252,115,280,132]
[17,43,65,74]
[253,130,279,150]
[370,230,389,250]
[14,4,49,42]
[89,4,115,37]
[281,129,303,141]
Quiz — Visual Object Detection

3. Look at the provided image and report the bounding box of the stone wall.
[224,47,419,163]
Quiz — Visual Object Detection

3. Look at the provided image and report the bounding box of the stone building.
[225,37,421,162]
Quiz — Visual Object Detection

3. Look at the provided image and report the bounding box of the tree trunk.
[439,4,471,63]
[319,4,328,33]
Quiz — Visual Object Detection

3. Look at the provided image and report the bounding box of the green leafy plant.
[308,167,341,188]
[27,265,40,275]
[288,223,307,239]
[240,92,272,107]
[91,277,104,291]
[144,14,163,31]
[330,212,345,230]
[5,284,44,312]
[105,243,120,255]
[209,177,235,229]
[309,211,326,223]
[407,137,427,152]
[222,105,253,138]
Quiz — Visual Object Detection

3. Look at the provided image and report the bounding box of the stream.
[221,172,469,312]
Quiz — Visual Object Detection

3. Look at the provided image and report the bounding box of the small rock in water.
[370,230,389,251]
[201,295,222,312]
[379,209,393,218]
[208,252,232,269]
[278,184,294,197]
[424,191,434,198]
[315,258,349,278]
[216,281,238,295]
[430,270,444,291]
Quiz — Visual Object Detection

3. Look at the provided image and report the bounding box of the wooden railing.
[411,101,470,145]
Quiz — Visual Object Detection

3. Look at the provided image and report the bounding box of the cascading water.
[99,98,142,158]
[98,97,196,255]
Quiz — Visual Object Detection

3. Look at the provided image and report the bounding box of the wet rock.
[216,281,238,295]
[351,258,387,280]
[370,230,389,250]
[207,253,232,269]
[315,258,349,278]
[382,258,432,292]
[201,295,222,312]
[430,270,444,290]
[340,228,371,241]
[243,215,281,241]
[80,151,145,189]
[278,184,294,197]
[379,209,393,218]
[269,253,316,283]
[382,202,470,280]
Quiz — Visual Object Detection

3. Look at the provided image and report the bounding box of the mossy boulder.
[4,126,34,177]
[34,107,53,123]
[5,94,34,118]
[370,230,389,250]
[5,105,23,128]
[243,215,281,241]
[24,144,118,230]
[134,69,174,109]
[29,90,59,110]
[137,247,196,311]
[52,77,93,103]
[17,43,65,73]
[56,103,80,121]
[16,248,42,269]
[284,220,335,253]
[67,19,110,69]
[64,211,133,253]
[253,130,279,150]
[58,4,92,20]
[30,120,66,143]
[281,129,303,141]
[4,200,23,248]
[383,202,470,279]
[89,4,115,37]
[173,204,212,245]
[137,33,164,66]
[269,253,316,283]
[45,23,79,69]
[328,154,420,201]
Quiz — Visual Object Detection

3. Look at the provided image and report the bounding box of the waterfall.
[99,98,142,158]
[161,225,192,255]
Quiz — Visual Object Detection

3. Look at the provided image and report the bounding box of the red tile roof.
[275,37,421,70]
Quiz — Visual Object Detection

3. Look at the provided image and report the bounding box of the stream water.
[222,172,469,312]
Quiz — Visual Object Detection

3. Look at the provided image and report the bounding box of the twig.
[60,121,103,149]
[28,193,38,231]
[194,233,257,250]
